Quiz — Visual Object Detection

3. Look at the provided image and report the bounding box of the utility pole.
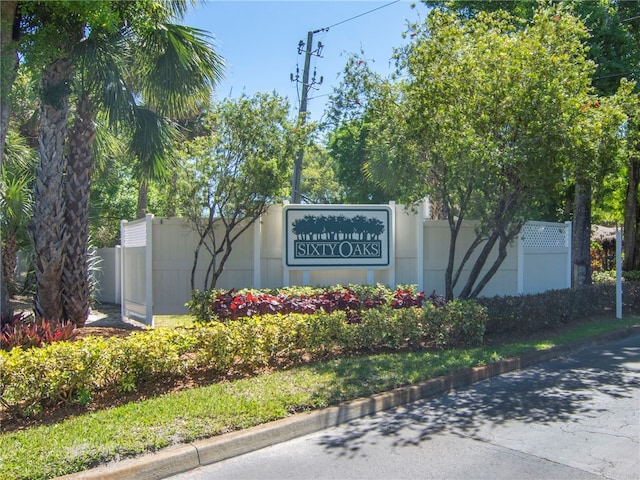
[291,30,323,203]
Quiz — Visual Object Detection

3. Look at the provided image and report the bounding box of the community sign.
[283,205,393,268]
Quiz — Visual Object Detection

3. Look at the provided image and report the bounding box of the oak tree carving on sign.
[291,214,384,242]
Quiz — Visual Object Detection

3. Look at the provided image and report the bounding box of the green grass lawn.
[153,314,195,328]
[1,316,638,480]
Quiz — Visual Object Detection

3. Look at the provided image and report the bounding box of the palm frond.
[74,25,137,128]
[0,174,33,228]
[129,106,178,181]
[3,130,37,177]
[138,23,225,117]
[91,115,127,173]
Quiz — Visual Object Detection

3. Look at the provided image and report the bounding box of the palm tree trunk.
[32,57,72,320]
[62,93,96,327]
[136,180,149,219]
[0,0,18,168]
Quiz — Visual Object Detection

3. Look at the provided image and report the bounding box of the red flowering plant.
[391,289,426,309]
[204,286,438,323]
[1,312,78,351]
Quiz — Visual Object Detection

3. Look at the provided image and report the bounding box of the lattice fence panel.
[521,222,569,249]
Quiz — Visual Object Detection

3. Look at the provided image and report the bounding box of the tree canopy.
[335,5,627,298]
[176,93,298,291]
[424,0,640,280]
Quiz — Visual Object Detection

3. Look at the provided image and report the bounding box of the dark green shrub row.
[478,282,640,335]
[623,270,640,282]
[0,300,485,416]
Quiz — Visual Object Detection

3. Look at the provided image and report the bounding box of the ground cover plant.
[1,283,638,479]
[0,315,637,480]
[0,285,484,418]
[186,284,442,322]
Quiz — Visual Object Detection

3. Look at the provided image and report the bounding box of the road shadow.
[317,335,640,458]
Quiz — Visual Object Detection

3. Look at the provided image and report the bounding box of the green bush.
[593,270,640,283]
[623,270,640,282]
[592,270,616,283]
[303,310,355,354]
[478,283,640,335]
[422,300,487,347]
[356,307,407,350]
[1,282,634,421]
[0,339,104,415]
[621,281,640,313]
[0,294,489,417]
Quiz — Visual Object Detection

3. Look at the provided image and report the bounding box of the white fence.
[95,204,571,324]
[120,215,153,325]
[94,246,120,304]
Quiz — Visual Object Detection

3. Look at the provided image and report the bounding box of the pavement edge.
[59,325,640,480]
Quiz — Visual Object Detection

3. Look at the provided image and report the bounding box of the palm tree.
[61,3,224,325]
[6,1,86,320]
[4,1,223,324]
[33,28,83,319]
[0,0,18,166]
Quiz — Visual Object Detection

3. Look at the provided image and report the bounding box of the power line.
[621,15,640,23]
[321,0,401,32]
[290,0,401,203]
[594,70,638,80]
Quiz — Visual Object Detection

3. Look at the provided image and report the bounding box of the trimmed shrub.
[0,329,198,415]
[422,300,487,347]
[1,286,489,418]
[479,283,640,335]
[356,307,403,350]
[623,270,640,282]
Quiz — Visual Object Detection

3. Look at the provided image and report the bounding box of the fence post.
[389,201,396,288]
[145,214,153,326]
[565,221,572,289]
[517,226,524,294]
[417,199,425,293]
[120,220,126,322]
[114,245,121,304]
[616,228,622,319]
[253,217,261,289]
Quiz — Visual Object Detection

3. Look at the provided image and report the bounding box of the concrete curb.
[60,325,640,480]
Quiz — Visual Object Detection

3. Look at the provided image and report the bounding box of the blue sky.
[181,1,426,121]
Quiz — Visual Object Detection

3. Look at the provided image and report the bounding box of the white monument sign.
[283,205,393,269]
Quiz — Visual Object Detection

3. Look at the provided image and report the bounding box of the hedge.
[0,300,485,417]
[478,282,640,334]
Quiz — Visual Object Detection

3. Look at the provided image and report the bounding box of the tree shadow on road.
[317,338,640,458]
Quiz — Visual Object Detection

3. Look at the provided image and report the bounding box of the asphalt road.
[169,332,640,480]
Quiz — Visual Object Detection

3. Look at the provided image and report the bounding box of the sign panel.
[284,205,393,268]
